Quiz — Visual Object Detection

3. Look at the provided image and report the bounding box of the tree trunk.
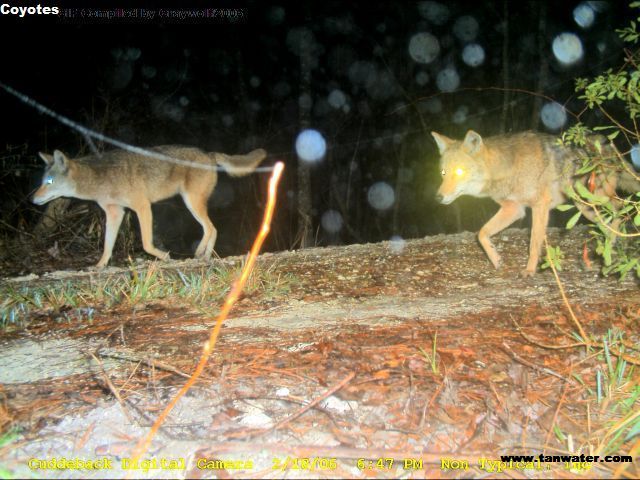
[500,0,510,133]
[296,28,313,249]
[235,51,255,136]
[531,1,548,130]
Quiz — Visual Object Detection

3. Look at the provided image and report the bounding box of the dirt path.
[1,227,638,479]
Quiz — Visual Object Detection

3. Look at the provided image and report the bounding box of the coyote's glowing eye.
[455,167,464,176]
[45,175,54,185]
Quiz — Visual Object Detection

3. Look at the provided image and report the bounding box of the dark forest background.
[0,1,633,265]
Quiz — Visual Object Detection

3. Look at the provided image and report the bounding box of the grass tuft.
[0,261,294,329]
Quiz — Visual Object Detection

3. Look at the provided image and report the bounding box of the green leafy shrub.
[560,3,640,279]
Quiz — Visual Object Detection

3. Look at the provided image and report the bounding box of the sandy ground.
[1,226,639,479]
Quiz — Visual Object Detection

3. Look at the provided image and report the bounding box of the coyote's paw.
[151,250,170,261]
[194,236,215,259]
[488,256,501,270]
[520,268,536,277]
[95,258,109,268]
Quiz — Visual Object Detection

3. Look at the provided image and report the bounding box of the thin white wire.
[0,81,275,172]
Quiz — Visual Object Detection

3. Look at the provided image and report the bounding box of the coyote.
[33,146,267,267]
[431,130,639,275]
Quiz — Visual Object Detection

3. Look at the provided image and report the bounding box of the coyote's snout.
[33,145,267,267]
[432,130,639,275]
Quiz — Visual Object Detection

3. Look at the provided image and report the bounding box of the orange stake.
[588,170,596,193]
[128,161,285,467]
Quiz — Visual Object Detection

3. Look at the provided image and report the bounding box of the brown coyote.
[432,130,639,275]
[33,146,267,267]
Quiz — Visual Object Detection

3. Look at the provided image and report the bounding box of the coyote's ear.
[52,150,69,168]
[431,132,454,155]
[462,130,483,155]
[38,152,54,166]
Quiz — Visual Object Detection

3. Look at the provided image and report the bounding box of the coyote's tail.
[213,148,267,177]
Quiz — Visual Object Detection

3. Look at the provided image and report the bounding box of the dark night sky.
[0,1,635,256]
